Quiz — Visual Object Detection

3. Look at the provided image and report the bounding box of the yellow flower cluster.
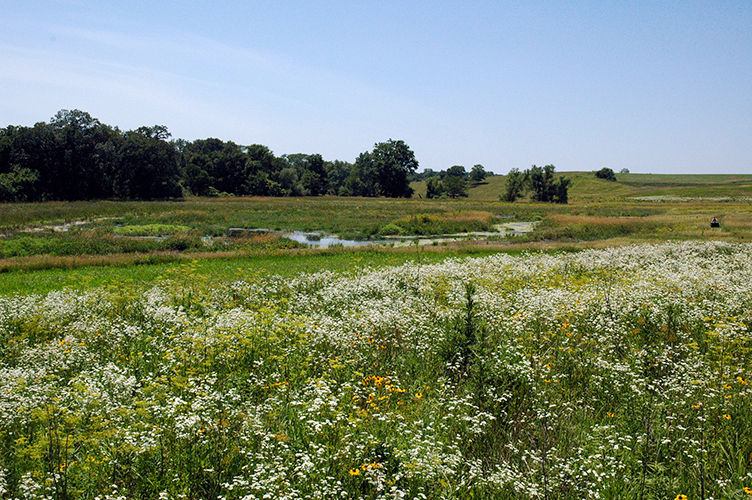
[348,462,384,477]
[362,375,405,393]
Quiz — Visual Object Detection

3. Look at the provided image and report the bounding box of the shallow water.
[283,232,380,247]
[282,222,538,248]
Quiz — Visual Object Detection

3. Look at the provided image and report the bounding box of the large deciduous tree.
[48,109,119,200]
[351,139,418,198]
[501,168,525,202]
[443,165,469,198]
[282,153,328,196]
[183,138,248,196]
[114,126,182,199]
[470,164,487,185]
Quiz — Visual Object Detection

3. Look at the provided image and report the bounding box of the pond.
[283,232,382,247]
[282,222,538,248]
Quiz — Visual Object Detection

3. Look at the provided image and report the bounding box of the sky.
[1,1,750,174]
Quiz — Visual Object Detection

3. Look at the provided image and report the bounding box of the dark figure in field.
[710,217,720,228]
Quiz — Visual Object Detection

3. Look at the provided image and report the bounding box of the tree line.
[0,110,420,202]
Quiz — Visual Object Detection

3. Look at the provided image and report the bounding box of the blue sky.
[1,1,750,174]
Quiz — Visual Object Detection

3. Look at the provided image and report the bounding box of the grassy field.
[1,174,752,499]
[445,172,752,202]
[0,172,750,285]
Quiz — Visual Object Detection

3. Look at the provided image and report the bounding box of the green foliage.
[281,153,328,196]
[442,166,469,198]
[595,167,617,181]
[423,166,469,199]
[382,211,495,236]
[346,139,418,198]
[425,177,443,199]
[500,168,526,202]
[0,231,204,258]
[324,160,354,195]
[0,111,423,201]
[112,224,190,236]
[0,166,39,202]
[183,138,248,196]
[371,139,419,198]
[115,127,183,199]
[470,164,487,185]
[527,165,570,203]
[378,223,406,236]
[501,165,571,204]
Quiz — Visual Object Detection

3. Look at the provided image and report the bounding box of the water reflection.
[283,232,379,247]
[281,222,538,248]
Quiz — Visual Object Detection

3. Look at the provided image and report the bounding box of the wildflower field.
[1,241,752,499]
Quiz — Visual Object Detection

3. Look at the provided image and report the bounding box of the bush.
[595,167,617,181]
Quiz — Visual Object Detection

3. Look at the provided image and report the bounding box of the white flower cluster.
[1,241,751,499]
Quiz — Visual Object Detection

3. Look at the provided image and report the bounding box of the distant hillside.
[412,172,752,202]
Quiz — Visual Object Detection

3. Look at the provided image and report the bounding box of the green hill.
[413,172,752,202]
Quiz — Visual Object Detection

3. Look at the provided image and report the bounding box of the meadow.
[2,241,752,499]
[1,172,752,280]
[1,173,751,499]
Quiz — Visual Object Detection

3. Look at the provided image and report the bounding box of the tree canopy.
[501,165,570,204]
[0,111,422,201]
[595,167,617,181]
[0,110,572,205]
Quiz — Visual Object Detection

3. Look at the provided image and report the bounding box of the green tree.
[0,165,39,202]
[48,109,119,200]
[243,144,285,196]
[368,139,419,198]
[526,164,569,203]
[183,138,248,196]
[552,175,571,203]
[595,167,617,181]
[0,111,120,201]
[0,125,45,201]
[282,153,327,196]
[344,152,379,197]
[501,168,525,202]
[114,126,182,199]
[500,165,569,204]
[425,176,443,199]
[470,164,487,185]
[277,167,304,196]
[324,159,353,195]
[443,165,469,198]
[526,165,553,202]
